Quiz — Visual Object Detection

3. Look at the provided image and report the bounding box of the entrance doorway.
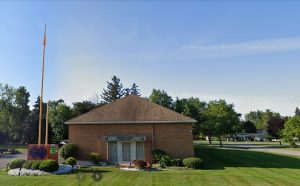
[107,141,144,163]
[122,142,131,162]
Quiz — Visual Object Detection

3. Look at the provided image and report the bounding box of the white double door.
[108,141,144,163]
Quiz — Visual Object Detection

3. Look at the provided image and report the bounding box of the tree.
[241,120,257,133]
[245,110,265,130]
[23,96,47,144]
[203,100,241,147]
[0,84,30,144]
[245,109,279,132]
[124,83,141,96]
[295,107,300,116]
[282,116,300,147]
[101,76,125,103]
[14,86,30,143]
[174,97,206,138]
[72,101,96,116]
[149,89,173,109]
[49,102,75,143]
[267,114,286,144]
[130,83,141,96]
[124,88,131,96]
[0,84,15,144]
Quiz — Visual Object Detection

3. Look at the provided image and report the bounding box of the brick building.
[65,95,195,163]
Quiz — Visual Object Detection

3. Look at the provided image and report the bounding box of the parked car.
[271,139,280,142]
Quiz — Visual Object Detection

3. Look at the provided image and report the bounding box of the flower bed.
[8,164,76,176]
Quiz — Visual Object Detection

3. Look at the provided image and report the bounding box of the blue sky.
[0,1,300,116]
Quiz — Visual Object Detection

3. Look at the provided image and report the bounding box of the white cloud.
[164,37,300,60]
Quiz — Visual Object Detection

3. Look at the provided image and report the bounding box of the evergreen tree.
[23,96,47,144]
[130,83,141,96]
[101,76,125,103]
[124,88,131,96]
[295,107,300,116]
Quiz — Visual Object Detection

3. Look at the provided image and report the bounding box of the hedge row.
[151,149,203,169]
[9,158,59,172]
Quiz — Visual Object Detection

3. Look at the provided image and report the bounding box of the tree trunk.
[279,140,282,145]
[219,136,223,147]
[208,135,212,144]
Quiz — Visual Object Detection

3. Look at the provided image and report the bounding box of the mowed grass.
[1,145,300,186]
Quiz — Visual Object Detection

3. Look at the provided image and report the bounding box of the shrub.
[171,159,183,167]
[183,157,203,169]
[60,144,79,160]
[22,160,34,169]
[89,152,101,164]
[151,149,166,163]
[31,160,42,170]
[159,155,172,167]
[290,141,298,148]
[132,160,147,169]
[9,158,26,169]
[39,160,59,172]
[66,157,77,166]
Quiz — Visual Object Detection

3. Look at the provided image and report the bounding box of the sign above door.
[104,135,147,142]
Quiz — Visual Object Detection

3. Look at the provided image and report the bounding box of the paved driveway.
[0,150,27,168]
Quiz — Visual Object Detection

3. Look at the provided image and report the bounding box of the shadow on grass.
[76,168,111,174]
[195,145,300,170]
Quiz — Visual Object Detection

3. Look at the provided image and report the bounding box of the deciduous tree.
[282,116,300,147]
[203,100,241,147]
[149,89,173,109]
[49,102,75,143]
[72,101,96,116]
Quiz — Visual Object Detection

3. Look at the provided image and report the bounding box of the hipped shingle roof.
[65,95,196,124]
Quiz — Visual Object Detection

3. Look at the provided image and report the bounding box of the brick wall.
[68,123,194,162]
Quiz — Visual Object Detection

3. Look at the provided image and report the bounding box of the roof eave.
[64,120,197,125]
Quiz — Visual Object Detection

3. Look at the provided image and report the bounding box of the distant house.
[65,95,196,163]
[236,129,269,141]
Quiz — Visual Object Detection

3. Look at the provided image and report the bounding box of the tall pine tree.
[101,76,125,103]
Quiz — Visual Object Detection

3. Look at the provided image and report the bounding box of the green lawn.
[1,145,300,186]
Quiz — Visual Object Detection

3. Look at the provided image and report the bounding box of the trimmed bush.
[159,155,172,167]
[171,159,183,167]
[89,152,101,164]
[151,149,166,163]
[66,157,77,166]
[9,158,26,169]
[60,144,79,160]
[183,157,203,169]
[132,160,147,169]
[31,160,42,170]
[22,160,34,169]
[39,160,59,172]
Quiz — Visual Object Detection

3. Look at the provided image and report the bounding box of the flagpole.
[38,24,46,145]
